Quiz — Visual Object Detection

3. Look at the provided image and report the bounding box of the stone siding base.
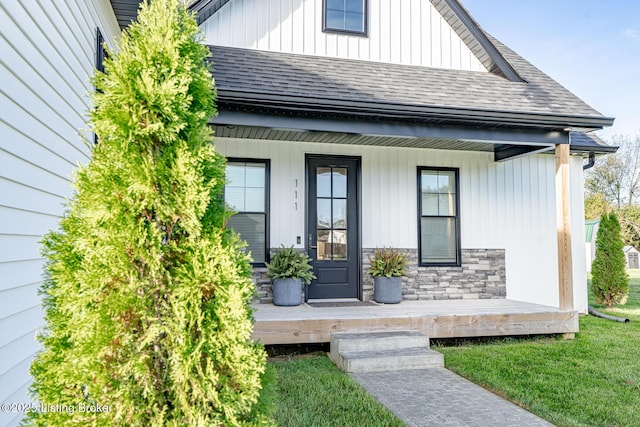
[362,248,506,301]
[252,248,506,303]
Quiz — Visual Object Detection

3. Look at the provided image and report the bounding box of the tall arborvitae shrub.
[26,0,272,425]
[591,212,629,308]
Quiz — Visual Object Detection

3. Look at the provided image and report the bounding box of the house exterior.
[624,246,640,269]
[0,0,614,425]
[199,0,615,310]
[585,219,600,272]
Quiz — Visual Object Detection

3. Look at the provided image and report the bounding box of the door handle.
[309,233,316,250]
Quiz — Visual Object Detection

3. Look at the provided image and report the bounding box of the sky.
[463,0,640,140]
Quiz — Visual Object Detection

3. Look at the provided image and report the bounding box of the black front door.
[306,155,360,299]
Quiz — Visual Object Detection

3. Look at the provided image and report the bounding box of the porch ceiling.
[212,124,496,153]
[210,110,569,161]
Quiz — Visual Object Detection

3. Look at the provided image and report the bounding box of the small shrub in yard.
[592,212,629,307]
[26,0,272,425]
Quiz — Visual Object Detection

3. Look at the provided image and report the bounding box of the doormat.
[307,301,377,308]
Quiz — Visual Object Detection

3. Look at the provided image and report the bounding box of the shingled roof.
[206,0,613,133]
[209,41,612,130]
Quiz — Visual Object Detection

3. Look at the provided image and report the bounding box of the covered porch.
[251,299,578,344]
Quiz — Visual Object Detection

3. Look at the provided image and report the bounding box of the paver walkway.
[352,367,554,427]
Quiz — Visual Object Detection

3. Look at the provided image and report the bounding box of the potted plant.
[266,245,316,306]
[368,247,407,304]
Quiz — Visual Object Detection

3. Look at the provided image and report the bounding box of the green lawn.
[270,355,404,427]
[268,273,639,426]
[436,271,640,427]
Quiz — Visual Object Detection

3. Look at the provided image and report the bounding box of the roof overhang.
[210,109,574,162]
[217,89,615,130]
[210,109,616,161]
[109,0,227,29]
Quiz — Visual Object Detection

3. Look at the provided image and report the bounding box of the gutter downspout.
[583,152,596,170]
[588,306,630,323]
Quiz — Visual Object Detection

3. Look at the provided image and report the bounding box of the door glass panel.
[332,199,347,228]
[332,230,348,260]
[317,229,331,260]
[317,167,332,198]
[317,199,331,229]
[332,168,347,198]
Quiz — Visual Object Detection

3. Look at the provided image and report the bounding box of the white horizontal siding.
[201,0,487,71]
[0,0,119,424]
[215,138,588,311]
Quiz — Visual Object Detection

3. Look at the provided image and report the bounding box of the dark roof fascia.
[211,109,569,146]
[217,90,616,130]
[430,0,523,82]
[569,131,619,154]
[570,144,618,154]
[188,0,232,24]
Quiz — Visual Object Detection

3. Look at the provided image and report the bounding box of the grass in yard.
[270,353,404,427]
[435,272,640,427]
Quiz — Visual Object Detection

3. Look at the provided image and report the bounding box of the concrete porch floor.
[251,299,579,344]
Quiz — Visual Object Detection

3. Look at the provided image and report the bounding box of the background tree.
[591,213,629,307]
[585,135,640,209]
[27,0,272,425]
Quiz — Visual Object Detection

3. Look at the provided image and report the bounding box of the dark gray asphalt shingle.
[209,43,608,124]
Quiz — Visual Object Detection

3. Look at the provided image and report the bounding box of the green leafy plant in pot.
[266,245,316,306]
[368,247,407,304]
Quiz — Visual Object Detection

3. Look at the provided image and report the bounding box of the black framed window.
[225,159,270,265]
[96,28,106,73]
[418,167,461,266]
[94,28,107,145]
[323,0,367,35]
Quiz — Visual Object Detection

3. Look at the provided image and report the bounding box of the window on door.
[323,0,367,35]
[316,166,348,261]
[225,159,269,265]
[418,167,461,266]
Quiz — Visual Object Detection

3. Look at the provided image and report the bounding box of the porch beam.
[211,110,569,146]
[556,143,573,311]
[494,144,554,162]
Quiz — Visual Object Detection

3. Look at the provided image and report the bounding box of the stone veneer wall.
[362,248,506,301]
[252,267,273,303]
[252,248,506,303]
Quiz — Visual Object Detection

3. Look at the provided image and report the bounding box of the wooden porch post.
[556,143,574,313]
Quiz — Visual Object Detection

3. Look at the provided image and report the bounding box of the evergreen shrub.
[26,0,273,425]
[591,213,629,308]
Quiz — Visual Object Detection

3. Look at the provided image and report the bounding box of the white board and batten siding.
[214,138,588,313]
[201,0,487,71]
[0,1,119,425]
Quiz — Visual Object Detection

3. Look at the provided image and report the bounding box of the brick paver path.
[352,368,554,427]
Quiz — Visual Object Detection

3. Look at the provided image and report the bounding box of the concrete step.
[329,331,444,373]
[334,347,444,373]
[330,331,430,354]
